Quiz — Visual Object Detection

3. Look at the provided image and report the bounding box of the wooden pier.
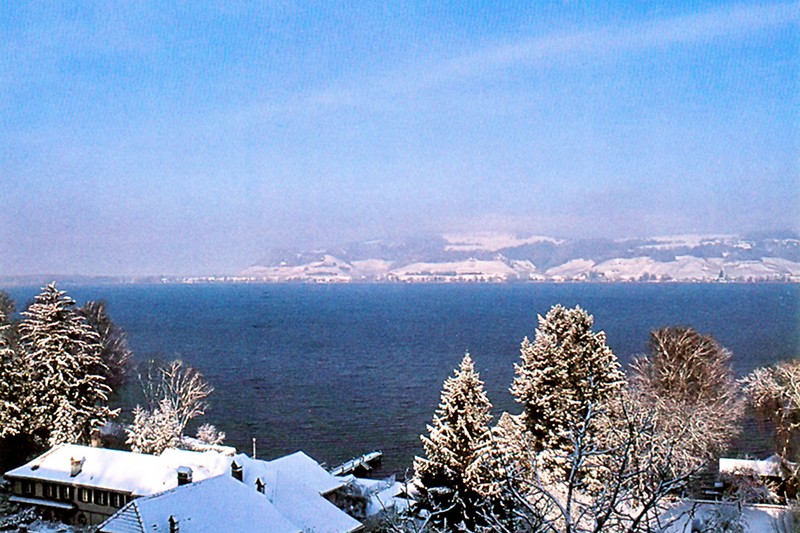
[329,451,383,477]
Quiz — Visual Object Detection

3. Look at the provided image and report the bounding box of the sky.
[1,1,798,276]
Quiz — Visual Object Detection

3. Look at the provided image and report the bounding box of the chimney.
[169,515,179,533]
[70,457,85,477]
[176,467,192,486]
[231,461,243,482]
[90,429,101,448]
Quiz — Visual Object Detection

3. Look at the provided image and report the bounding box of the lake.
[6,283,799,474]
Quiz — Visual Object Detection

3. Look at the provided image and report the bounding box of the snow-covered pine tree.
[510,305,625,453]
[414,353,496,527]
[79,300,132,390]
[18,283,117,446]
[470,411,531,502]
[0,301,23,439]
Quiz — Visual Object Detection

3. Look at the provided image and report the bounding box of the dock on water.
[329,451,383,477]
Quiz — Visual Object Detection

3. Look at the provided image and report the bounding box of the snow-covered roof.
[346,476,411,517]
[98,475,301,533]
[232,451,362,533]
[6,445,362,533]
[4,444,228,496]
[719,455,785,477]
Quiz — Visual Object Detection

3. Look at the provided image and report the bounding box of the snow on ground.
[545,259,595,279]
[388,259,518,282]
[636,234,740,250]
[660,500,795,532]
[443,232,563,252]
[725,258,800,279]
[241,255,354,282]
[350,259,394,279]
[593,257,660,281]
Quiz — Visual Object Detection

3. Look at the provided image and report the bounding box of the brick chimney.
[169,515,179,533]
[70,457,85,477]
[177,466,192,486]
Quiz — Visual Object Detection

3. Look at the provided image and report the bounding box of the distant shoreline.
[1,276,798,288]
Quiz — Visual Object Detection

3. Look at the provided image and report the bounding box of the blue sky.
[1,1,798,276]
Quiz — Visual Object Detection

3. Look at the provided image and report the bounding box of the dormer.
[231,461,243,482]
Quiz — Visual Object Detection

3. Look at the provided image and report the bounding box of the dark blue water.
[6,283,799,474]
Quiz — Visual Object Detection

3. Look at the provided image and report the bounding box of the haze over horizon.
[2,2,798,277]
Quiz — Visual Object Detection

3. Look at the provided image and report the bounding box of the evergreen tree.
[79,300,132,390]
[0,291,15,324]
[510,305,625,452]
[414,353,496,527]
[0,302,23,439]
[18,283,117,446]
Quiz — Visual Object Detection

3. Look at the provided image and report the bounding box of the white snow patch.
[635,234,740,250]
[5,444,230,497]
[241,255,353,282]
[389,259,518,282]
[545,259,595,280]
[443,232,563,252]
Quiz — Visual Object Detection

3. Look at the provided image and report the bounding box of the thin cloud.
[278,2,798,115]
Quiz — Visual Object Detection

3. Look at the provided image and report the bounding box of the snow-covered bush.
[196,423,226,445]
[126,400,181,454]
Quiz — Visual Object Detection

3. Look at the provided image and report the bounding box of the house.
[225,451,363,533]
[3,444,230,526]
[659,500,795,532]
[4,444,363,532]
[720,454,798,498]
[97,475,301,533]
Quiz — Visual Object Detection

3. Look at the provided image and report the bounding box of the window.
[94,490,108,506]
[109,492,121,507]
[22,481,35,496]
[78,488,91,503]
[44,483,57,499]
[59,485,74,501]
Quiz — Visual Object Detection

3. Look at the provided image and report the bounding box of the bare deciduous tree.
[742,359,800,495]
[476,396,703,533]
[742,359,800,461]
[137,358,214,438]
[629,327,742,471]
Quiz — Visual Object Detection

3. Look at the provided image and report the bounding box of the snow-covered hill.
[242,233,800,283]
